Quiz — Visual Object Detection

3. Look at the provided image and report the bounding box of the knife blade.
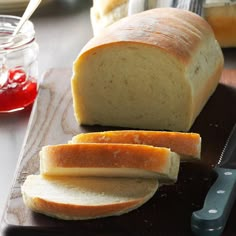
[191,123,236,236]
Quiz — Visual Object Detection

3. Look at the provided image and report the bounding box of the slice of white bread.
[71,130,201,160]
[21,175,159,220]
[40,143,180,183]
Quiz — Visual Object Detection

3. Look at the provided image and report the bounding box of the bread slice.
[71,130,201,160]
[21,175,159,220]
[40,143,180,183]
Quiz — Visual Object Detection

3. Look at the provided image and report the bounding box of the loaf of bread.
[204,0,236,47]
[71,8,223,131]
[71,130,201,160]
[40,143,180,182]
[21,175,159,220]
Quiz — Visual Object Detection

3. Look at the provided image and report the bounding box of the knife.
[191,123,236,236]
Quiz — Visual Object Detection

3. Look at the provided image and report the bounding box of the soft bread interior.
[40,166,179,184]
[73,44,192,131]
[22,175,159,220]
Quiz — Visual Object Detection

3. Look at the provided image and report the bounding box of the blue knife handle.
[191,168,236,236]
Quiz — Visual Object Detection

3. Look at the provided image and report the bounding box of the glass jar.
[0,15,39,113]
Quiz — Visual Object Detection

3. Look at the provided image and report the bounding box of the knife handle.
[191,168,236,236]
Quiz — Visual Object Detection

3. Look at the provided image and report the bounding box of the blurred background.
[0,0,93,75]
[0,0,92,16]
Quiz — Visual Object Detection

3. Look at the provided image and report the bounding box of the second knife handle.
[191,168,236,236]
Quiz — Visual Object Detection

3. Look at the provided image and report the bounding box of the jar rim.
[0,15,35,51]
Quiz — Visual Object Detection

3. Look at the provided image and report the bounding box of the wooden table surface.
[0,0,236,230]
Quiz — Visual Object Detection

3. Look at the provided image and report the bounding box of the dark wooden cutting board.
[1,69,236,236]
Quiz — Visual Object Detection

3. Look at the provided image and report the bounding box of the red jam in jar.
[0,15,39,113]
[0,67,38,112]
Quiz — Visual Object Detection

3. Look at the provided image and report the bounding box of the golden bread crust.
[41,143,172,173]
[82,8,214,64]
[72,130,201,159]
